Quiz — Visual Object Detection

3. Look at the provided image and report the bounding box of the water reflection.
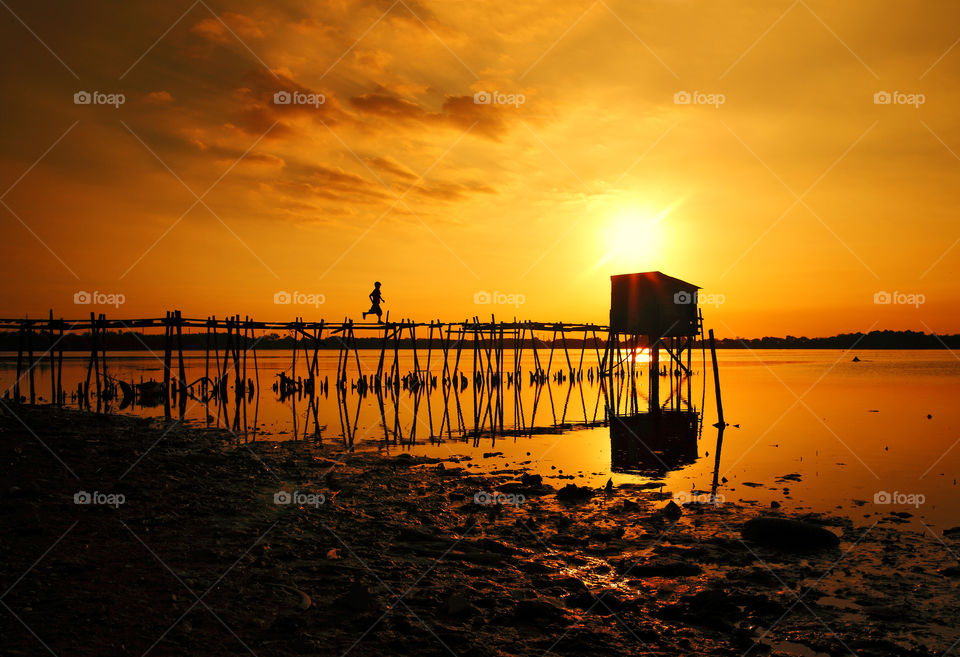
[609,411,700,475]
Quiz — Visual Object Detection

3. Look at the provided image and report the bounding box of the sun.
[587,201,680,275]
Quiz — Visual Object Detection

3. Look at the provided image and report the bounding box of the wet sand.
[1,406,957,656]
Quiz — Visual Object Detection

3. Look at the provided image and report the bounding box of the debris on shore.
[1,406,957,657]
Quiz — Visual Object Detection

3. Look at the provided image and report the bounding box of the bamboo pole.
[14,323,23,402]
[48,310,55,404]
[163,311,172,417]
[709,329,725,427]
[56,319,64,405]
[27,321,36,404]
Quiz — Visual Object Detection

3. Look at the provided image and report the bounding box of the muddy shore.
[1,406,958,656]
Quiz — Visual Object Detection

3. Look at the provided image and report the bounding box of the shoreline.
[2,406,957,656]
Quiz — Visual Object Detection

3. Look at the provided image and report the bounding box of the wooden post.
[204,317,211,396]
[163,311,172,418]
[709,329,725,427]
[377,321,389,380]
[351,320,362,382]
[649,334,659,415]
[14,323,23,402]
[212,316,221,396]
[176,310,186,397]
[27,321,36,404]
[560,324,573,378]
[89,312,100,409]
[100,313,108,391]
[48,310,56,404]
[56,318,64,405]
[252,320,260,393]
[233,315,241,397]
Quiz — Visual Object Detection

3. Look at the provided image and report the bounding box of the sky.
[1,0,959,338]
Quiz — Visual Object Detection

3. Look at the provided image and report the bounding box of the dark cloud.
[366,156,419,181]
[413,180,496,201]
[349,91,511,140]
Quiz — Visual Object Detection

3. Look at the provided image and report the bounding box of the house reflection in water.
[610,410,700,475]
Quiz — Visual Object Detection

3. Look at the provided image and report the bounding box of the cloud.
[366,156,419,182]
[349,91,511,140]
[144,91,174,104]
[413,180,495,201]
[230,69,352,137]
[190,12,264,44]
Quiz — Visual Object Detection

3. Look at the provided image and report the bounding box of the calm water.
[3,349,958,527]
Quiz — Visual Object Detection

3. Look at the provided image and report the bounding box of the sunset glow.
[2,1,959,336]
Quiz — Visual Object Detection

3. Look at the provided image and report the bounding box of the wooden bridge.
[0,310,703,417]
[1,272,719,427]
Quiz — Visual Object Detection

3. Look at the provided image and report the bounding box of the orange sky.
[1,0,959,337]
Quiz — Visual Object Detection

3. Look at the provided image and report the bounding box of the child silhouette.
[362,281,385,323]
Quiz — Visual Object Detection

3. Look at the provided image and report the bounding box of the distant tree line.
[0,328,957,352]
[710,330,960,349]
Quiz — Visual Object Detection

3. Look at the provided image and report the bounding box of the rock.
[267,613,305,634]
[556,484,593,503]
[563,590,598,609]
[515,598,566,622]
[445,593,474,617]
[661,501,683,520]
[564,590,621,614]
[520,472,542,487]
[630,560,703,577]
[742,517,840,551]
[340,582,375,612]
[941,566,960,578]
[554,576,588,593]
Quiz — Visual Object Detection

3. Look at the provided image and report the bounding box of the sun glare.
[588,201,680,275]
